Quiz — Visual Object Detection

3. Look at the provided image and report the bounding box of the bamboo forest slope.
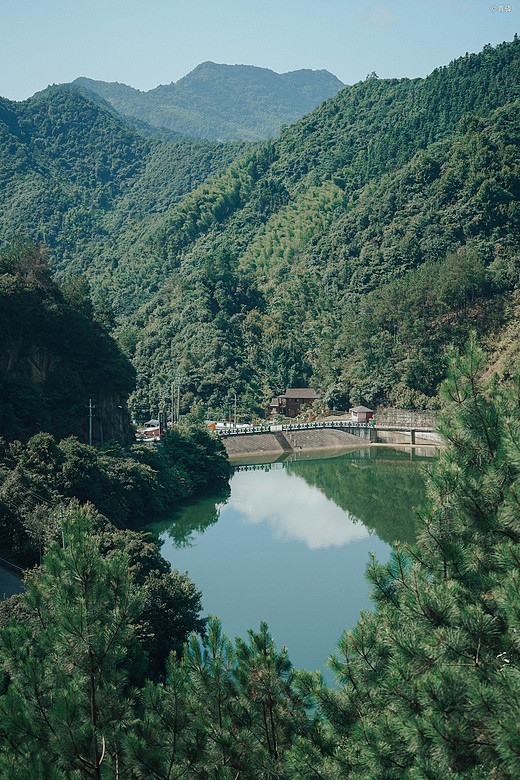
[106,38,519,315]
[125,39,520,416]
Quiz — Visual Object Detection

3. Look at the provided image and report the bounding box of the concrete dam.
[220,421,440,459]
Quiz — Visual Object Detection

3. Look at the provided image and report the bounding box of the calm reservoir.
[150,446,433,680]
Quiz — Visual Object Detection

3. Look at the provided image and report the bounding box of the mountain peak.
[65,64,344,141]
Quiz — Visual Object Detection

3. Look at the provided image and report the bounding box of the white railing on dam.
[215,420,439,446]
[215,420,375,437]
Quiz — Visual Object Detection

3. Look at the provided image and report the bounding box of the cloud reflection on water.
[227,469,370,550]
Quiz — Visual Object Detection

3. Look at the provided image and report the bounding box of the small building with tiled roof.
[268,388,322,418]
[349,405,374,423]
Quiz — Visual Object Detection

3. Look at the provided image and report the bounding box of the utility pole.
[159,397,166,436]
[171,382,175,426]
[176,371,181,425]
[88,399,94,446]
[234,393,237,429]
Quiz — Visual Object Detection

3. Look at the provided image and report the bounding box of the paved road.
[0,565,23,599]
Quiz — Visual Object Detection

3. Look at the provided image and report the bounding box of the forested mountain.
[122,38,520,418]
[72,63,345,141]
[0,87,252,300]
[1,39,519,421]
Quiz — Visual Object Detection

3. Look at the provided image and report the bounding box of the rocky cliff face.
[92,392,134,446]
[0,241,136,446]
[0,342,61,382]
[0,337,135,445]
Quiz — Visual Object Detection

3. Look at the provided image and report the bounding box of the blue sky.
[1,0,517,101]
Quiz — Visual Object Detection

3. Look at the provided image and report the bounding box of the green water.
[151,446,433,680]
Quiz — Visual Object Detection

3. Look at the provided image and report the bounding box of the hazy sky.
[2,0,517,101]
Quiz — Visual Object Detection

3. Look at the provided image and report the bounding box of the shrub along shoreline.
[0,424,230,569]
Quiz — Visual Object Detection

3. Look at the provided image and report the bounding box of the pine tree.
[301,335,520,778]
[0,509,144,778]
[124,653,199,780]
[127,618,316,779]
[232,622,314,778]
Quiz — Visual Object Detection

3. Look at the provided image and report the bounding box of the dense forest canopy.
[124,38,520,418]
[0,87,253,301]
[0,424,229,567]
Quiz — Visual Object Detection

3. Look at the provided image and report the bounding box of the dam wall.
[224,428,364,458]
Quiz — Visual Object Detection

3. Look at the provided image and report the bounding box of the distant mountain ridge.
[71,63,345,141]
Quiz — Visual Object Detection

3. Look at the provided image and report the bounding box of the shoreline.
[228,441,439,467]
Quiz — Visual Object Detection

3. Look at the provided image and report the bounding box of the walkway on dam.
[218,419,374,437]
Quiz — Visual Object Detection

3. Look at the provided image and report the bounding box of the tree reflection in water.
[286,447,432,546]
[153,486,231,547]
[153,447,433,550]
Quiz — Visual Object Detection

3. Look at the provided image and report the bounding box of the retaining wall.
[375,408,439,428]
[224,428,363,458]
[375,430,442,445]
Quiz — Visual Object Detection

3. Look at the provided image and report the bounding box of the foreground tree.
[0,509,143,778]
[300,334,520,778]
[94,522,206,681]
[126,617,318,779]
[0,513,314,778]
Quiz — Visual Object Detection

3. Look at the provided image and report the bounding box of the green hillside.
[123,38,520,418]
[72,63,345,141]
[0,39,519,421]
[0,87,252,300]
